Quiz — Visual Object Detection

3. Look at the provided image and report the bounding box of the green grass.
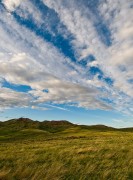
[0,127,133,180]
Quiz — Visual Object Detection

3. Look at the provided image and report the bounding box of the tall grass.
[0,129,133,179]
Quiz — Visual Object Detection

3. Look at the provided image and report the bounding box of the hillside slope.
[0,118,74,133]
[0,118,133,133]
[0,119,133,180]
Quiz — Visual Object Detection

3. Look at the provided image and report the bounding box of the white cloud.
[0,87,32,109]
[98,0,133,96]
[2,0,22,11]
[31,106,49,111]
[0,7,109,111]
[43,104,71,112]
[0,0,132,115]
[42,0,133,114]
[29,79,111,111]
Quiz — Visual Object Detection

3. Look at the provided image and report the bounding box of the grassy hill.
[0,118,75,137]
[0,118,133,179]
[0,117,133,134]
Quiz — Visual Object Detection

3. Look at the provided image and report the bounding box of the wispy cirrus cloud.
[0,0,132,116]
[42,0,133,114]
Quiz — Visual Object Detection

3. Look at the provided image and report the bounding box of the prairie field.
[0,125,133,180]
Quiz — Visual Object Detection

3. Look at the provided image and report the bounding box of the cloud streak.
[0,0,132,116]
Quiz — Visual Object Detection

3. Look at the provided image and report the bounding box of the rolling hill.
[0,117,132,133]
[0,118,133,179]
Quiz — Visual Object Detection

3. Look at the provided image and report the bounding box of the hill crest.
[0,117,133,132]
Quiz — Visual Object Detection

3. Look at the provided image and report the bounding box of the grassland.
[0,118,133,180]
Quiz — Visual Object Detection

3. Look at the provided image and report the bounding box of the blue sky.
[0,0,133,127]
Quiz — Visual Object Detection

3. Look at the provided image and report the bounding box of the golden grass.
[0,130,133,180]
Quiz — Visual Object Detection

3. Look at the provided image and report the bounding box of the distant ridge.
[0,117,133,132]
[80,124,116,131]
[0,117,74,133]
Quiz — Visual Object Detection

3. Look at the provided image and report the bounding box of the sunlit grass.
[0,129,133,179]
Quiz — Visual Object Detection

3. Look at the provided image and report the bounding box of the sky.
[0,0,133,127]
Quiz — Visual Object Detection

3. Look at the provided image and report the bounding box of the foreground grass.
[0,128,133,180]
